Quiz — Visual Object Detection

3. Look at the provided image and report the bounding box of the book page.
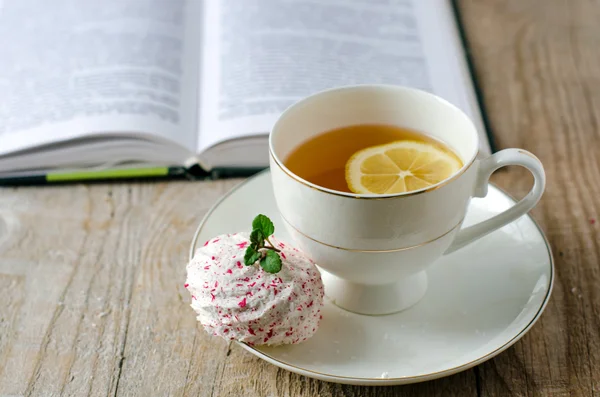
[0,0,202,156]
[412,0,491,154]
[198,0,489,154]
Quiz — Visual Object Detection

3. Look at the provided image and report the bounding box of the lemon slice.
[345,140,462,194]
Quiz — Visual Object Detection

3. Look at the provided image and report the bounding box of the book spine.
[450,0,497,153]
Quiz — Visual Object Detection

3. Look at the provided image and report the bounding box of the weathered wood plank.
[113,181,239,397]
[0,181,243,396]
[0,179,477,397]
[458,0,600,396]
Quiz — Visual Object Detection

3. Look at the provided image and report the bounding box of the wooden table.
[1,1,599,395]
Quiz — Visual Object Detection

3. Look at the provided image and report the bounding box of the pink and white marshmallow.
[186,233,324,345]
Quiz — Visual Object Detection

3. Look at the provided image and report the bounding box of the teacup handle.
[445,148,546,254]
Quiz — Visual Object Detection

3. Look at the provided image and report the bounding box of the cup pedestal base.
[319,269,428,315]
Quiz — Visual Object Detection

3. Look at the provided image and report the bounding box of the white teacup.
[269,85,545,315]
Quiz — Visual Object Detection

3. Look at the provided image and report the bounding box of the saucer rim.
[189,169,554,385]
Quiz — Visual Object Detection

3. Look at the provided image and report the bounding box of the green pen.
[0,166,189,186]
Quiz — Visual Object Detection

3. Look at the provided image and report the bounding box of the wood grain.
[458,0,600,396]
[0,181,478,397]
[1,0,600,395]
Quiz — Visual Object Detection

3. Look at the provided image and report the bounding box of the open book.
[0,0,492,183]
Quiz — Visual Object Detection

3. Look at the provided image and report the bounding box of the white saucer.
[190,171,553,386]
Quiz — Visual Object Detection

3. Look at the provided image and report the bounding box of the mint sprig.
[244,214,282,273]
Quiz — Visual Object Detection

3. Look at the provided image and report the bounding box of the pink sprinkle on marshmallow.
[188,232,324,346]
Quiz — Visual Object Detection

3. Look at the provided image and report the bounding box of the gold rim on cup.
[278,211,464,253]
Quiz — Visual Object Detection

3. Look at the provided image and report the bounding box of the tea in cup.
[269,85,545,315]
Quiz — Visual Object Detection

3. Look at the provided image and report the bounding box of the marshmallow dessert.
[185,215,324,346]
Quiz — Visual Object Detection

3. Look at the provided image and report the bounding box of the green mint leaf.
[260,250,282,274]
[252,214,275,238]
[244,246,261,266]
[249,229,264,247]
